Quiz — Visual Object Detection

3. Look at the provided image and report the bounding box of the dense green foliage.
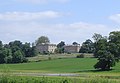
[93,31,120,70]
[55,41,65,53]
[79,39,94,53]
[0,40,36,64]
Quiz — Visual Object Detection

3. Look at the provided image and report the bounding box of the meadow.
[0,54,119,83]
[0,58,97,73]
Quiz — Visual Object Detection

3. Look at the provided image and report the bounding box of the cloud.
[0,11,62,21]
[109,14,120,23]
[0,21,113,44]
[13,0,69,4]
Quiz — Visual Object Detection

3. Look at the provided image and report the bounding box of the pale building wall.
[64,45,80,53]
[36,44,57,53]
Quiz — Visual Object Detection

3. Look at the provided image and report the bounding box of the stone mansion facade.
[36,43,80,53]
[36,43,57,53]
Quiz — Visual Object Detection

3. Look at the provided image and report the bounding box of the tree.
[109,31,120,62]
[8,40,29,63]
[72,42,78,45]
[56,41,65,53]
[31,46,37,57]
[0,49,6,63]
[93,32,120,70]
[9,40,23,49]
[35,36,50,45]
[0,40,35,64]
[92,33,103,42]
[12,50,24,63]
[57,41,65,48]
[94,38,116,70]
[79,39,94,53]
[22,42,32,57]
[0,41,6,63]
[0,41,3,50]
[4,48,12,63]
[92,33,103,57]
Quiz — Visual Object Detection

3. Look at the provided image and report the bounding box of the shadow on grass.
[76,69,114,73]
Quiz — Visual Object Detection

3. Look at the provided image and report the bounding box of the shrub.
[76,54,84,58]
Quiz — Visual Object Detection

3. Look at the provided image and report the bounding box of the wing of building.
[64,44,80,53]
[36,43,57,53]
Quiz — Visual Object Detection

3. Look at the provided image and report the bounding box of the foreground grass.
[0,75,120,83]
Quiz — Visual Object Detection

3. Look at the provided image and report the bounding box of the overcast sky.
[0,0,120,44]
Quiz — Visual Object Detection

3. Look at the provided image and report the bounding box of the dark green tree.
[79,39,94,53]
[9,40,23,49]
[0,50,6,63]
[31,46,37,57]
[12,50,24,63]
[56,41,65,53]
[57,41,65,48]
[92,33,103,57]
[109,31,120,62]
[4,48,12,63]
[94,38,116,70]
[0,41,6,63]
[93,32,120,70]
[8,40,28,63]
[22,42,32,57]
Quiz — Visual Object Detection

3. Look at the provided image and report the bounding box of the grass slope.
[0,58,96,73]
[0,58,119,73]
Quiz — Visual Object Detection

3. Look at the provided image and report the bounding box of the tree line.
[0,40,36,64]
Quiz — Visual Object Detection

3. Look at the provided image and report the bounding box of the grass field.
[0,58,97,73]
[0,58,119,73]
[0,57,119,83]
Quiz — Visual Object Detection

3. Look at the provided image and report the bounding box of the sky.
[0,0,120,44]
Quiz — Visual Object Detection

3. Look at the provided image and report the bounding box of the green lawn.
[0,58,120,74]
[0,58,96,73]
[0,58,120,83]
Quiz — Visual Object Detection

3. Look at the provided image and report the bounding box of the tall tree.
[93,32,120,70]
[92,33,103,57]
[56,41,65,53]
[92,33,103,42]
[35,36,50,45]
[109,31,120,62]
[94,38,116,70]
[57,41,65,48]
